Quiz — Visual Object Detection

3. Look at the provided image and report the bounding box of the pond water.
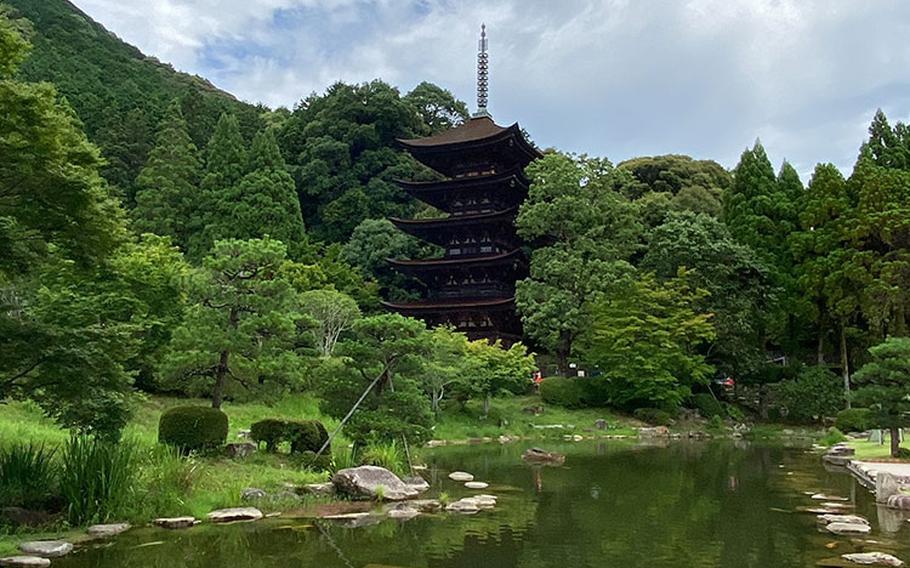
[56,440,910,568]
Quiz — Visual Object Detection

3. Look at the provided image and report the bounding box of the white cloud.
[73,0,910,175]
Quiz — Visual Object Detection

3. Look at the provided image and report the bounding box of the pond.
[56,440,910,568]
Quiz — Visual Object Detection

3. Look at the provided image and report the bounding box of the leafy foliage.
[774,366,843,423]
[852,337,910,456]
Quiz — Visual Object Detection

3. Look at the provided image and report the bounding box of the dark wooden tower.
[383,26,541,343]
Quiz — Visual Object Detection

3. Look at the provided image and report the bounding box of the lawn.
[848,435,910,461]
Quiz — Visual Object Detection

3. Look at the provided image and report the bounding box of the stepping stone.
[322,512,371,520]
[387,507,419,520]
[813,494,849,501]
[817,514,869,526]
[207,507,263,523]
[87,523,130,537]
[448,471,474,482]
[409,499,442,513]
[154,516,197,529]
[18,541,72,558]
[826,522,872,535]
[465,481,489,489]
[0,557,51,567]
[842,552,904,566]
[445,499,479,514]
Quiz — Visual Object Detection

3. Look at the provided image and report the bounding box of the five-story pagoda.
[383,26,541,344]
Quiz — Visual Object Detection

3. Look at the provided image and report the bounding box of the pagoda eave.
[387,248,524,272]
[381,296,516,312]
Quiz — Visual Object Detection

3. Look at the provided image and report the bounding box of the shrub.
[0,443,58,510]
[134,445,197,518]
[60,436,137,525]
[634,408,673,426]
[819,427,847,446]
[692,393,724,419]
[297,450,332,471]
[250,419,288,451]
[539,377,584,408]
[776,366,843,423]
[288,420,329,454]
[836,408,872,433]
[158,406,228,452]
[360,441,407,476]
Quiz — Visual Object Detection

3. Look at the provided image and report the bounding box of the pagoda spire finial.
[474,23,490,118]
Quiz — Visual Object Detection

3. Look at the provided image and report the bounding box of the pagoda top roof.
[399,116,509,148]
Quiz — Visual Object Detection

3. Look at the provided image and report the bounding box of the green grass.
[848,436,910,461]
[432,395,639,440]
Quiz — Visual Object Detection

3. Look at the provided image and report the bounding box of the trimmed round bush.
[159,406,228,451]
[250,419,288,451]
[288,420,329,454]
[539,377,584,408]
[836,408,872,433]
[692,393,724,419]
[634,408,673,426]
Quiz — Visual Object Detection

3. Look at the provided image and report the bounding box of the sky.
[73,0,910,178]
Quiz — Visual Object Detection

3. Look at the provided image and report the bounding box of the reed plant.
[0,442,58,510]
[359,441,407,476]
[59,436,137,525]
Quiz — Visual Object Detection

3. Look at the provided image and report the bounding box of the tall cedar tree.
[206,129,307,258]
[132,100,201,250]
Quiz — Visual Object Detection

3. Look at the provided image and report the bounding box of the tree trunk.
[840,325,851,409]
[212,349,228,409]
[483,394,491,418]
[556,331,572,376]
[817,332,825,365]
[891,426,901,458]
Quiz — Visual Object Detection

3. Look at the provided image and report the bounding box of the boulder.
[521,448,566,465]
[448,471,474,482]
[302,482,336,497]
[409,499,442,513]
[877,472,902,503]
[153,516,197,529]
[594,419,608,430]
[0,557,51,567]
[241,487,267,501]
[87,523,131,537]
[18,541,72,559]
[465,481,489,489]
[842,552,904,566]
[826,522,872,535]
[886,494,910,510]
[226,442,257,459]
[403,476,430,493]
[522,405,544,415]
[332,466,419,501]
[387,507,419,520]
[638,426,670,438]
[206,507,263,523]
[817,514,869,526]
[445,499,480,514]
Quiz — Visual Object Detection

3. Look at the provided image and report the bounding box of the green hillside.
[5,0,266,200]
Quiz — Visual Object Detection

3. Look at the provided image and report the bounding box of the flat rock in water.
[87,523,131,537]
[521,448,566,465]
[842,552,904,566]
[207,507,263,523]
[332,466,419,501]
[0,557,51,567]
[817,514,869,526]
[445,499,480,514]
[826,522,872,535]
[153,516,197,529]
[813,494,849,501]
[465,481,489,489]
[408,499,442,513]
[18,541,73,558]
[387,507,419,520]
[448,471,474,482]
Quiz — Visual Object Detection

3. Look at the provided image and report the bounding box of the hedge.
[539,377,585,408]
[835,408,872,433]
[250,419,329,454]
[158,406,228,451]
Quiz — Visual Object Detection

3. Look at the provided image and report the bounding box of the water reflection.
[56,441,906,568]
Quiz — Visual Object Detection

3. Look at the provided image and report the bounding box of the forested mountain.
[5,0,266,201]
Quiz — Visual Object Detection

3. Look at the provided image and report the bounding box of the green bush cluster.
[634,408,673,426]
[158,406,229,452]
[835,408,872,433]
[250,419,329,455]
[691,393,725,418]
[775,366,844,423]
[539,377,585,408]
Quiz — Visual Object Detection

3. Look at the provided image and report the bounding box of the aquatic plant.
[60,436,138,524]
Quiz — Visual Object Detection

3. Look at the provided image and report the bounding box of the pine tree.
[132,100,201,249]
[203,113,247,188]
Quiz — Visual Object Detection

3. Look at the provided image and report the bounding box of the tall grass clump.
[133,445,198,519]
[359,441,407,476]
[0,442,58,509]
[60,436,137,525]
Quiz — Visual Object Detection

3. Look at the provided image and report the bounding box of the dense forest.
[3,0,910,456]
